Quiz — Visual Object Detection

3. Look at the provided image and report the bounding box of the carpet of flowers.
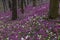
[0,2,60,40]
[0,14,60,40]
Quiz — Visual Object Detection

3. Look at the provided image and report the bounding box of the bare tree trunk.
[21,0,24,14]
[32,0,36,6]
[8,0,12,11]
[18,0,21,9]
[12,0,17,20]
[27,0,29,5]
[2,0,7,12]
[23,0,26,7]
[48,0,59,19]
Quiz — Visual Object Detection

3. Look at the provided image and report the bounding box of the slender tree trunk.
[32,0,36,6]
[18,0,21,9]
[27,0,29,5]
[2,0,7,12]
[8,0,12,11]
[48,0,59,19]
[12,0,17,20]
[21,0,24,14]
[23,0,26,7]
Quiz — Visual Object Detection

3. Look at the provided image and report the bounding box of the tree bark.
[21,0,24,14]
[33,0,36,6]
[12,0,17,20]
[2,0,7,12]
[48,0,59,19]
[8,0,12,11]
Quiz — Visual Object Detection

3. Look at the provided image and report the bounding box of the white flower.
[21,37,25,40]
[38,35,42,39]
[25,35,30,39]
[55,37,57,38]
[16,36,18,38]
[6,16,9,18]
[21,25,25,28]
[34,14,37,16]
[33,18,36,21]
[33,7,36,9]
[7,37,9,40]
[1,17,4,19]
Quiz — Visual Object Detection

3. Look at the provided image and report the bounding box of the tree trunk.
[18,0,21,9]
[21,0,24,14]
[48,0,59,19]
[8,0,12,11]
[33,0,36,6]
[2,0,7,12]
[12,0,17,20]
[27,0,29,5]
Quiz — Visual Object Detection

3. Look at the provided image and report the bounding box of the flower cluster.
[0,14,60,40]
